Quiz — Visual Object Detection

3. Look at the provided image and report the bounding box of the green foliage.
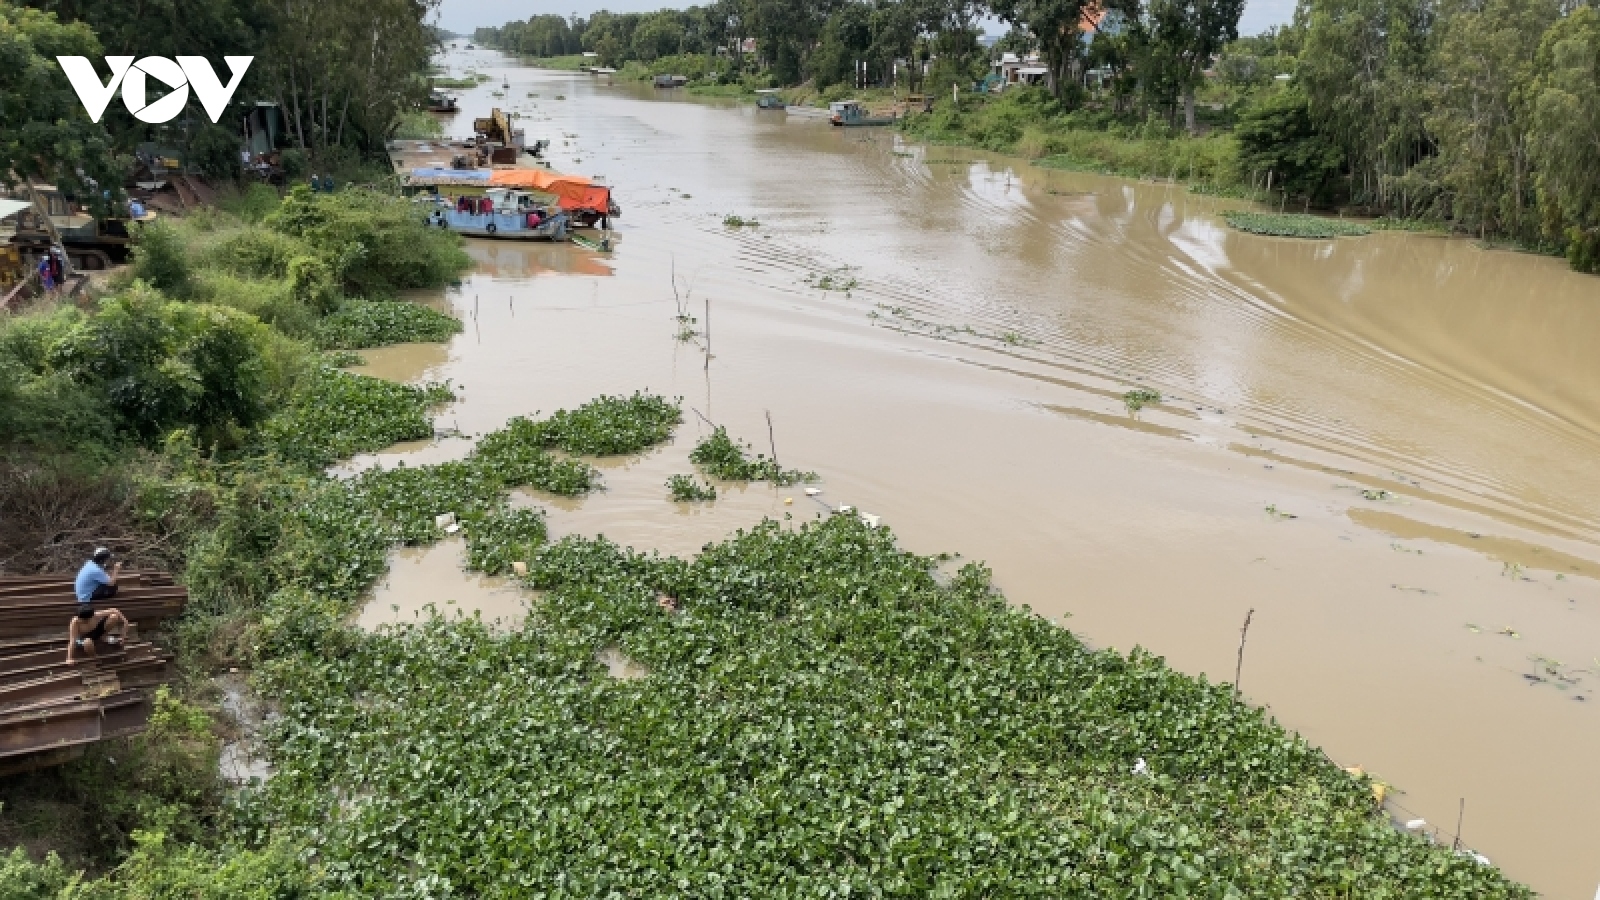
[535,392,682,455]
[689,426,817,485]
[1221,210,1373,238]
[1528,6,1600,272]
[665,473,717,501]
[1123,388,1162,415]
[129,222,194,298]
[463,507,549,574]
[257,367,452,469]
[0,847,79,899]
[721,214,759,227]
[71,832,318,900]
[0,4,124,214]
[45,285,276,441]
[245,512,1531,897]
[391,110,444,140]
[188,124,243,183]
[267,186,471,298]
[315,300,463,350]
[1235,87,1346,203]
[217,184,285,223]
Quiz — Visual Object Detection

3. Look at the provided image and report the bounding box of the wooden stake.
[1234,608,1255,698]
[703,296,711,370]
[1452,798,1464,852]
[765,410,778,466]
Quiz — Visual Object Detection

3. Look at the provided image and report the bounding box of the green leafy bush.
[665,472,716,501]
[257,367,452,468]
[1221,211,1372,238]
[129,221,194,297]
[266,186,471,297]
[315,299,463,350]
[464,507,549,574]
[690,426,816,485]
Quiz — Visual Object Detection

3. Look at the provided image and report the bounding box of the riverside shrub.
[315,299,463,350]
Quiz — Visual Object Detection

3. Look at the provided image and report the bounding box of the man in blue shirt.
[75,548,122,603]
[69,548,128,662]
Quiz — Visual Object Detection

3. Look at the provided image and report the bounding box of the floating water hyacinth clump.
[1222,211,1373,238]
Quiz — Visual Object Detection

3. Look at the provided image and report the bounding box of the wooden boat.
[755,90,785,109]
[427,189,569,241]
[829,101,897,127]
[652,74,688,88]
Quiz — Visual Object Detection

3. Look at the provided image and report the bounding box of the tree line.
[2,0,440,207]
[478,0,1600,272]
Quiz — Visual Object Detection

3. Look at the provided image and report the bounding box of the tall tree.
[1297,0,1437,209]
[0,2,123,211]
[989,0,1094,101]
[1527,5,1600,271]
[1143,0,1245,131]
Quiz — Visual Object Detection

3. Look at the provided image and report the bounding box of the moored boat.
[426,189,569,240]
[829,100,897,126]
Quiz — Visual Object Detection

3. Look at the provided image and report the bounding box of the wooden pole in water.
[703,296,711,371]
[1234,608,1254,698]
[765,410,778,466]
[1452,798,1464,852]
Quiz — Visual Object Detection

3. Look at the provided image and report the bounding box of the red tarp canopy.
[488,170,610,212]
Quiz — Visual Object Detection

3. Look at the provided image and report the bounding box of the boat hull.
[429,210,569,241]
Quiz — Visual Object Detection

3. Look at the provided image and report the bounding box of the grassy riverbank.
[900,89,1242,189]
[0,186,1532,897]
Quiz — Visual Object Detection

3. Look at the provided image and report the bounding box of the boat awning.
[411,168,490,181]
[1017,66,1049,76]
[488,169,610,213]
[0,198,31,220]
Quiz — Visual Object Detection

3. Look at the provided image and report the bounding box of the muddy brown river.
[360,46,1600,896]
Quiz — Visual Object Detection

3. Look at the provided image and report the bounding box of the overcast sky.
[436,0,1296,38]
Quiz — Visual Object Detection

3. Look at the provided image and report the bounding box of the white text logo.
[57,56,253,124]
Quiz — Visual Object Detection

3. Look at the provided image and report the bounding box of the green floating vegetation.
[1123,388,1162,416]
[463,507,549,575]
[430,76,479,88]
[690,426,816,485]
[319,349,366,368]
[315,299,463,350]
[257,367,453,468]
[665,473,717,502]
[248,513,1528,897]
[1221,211,1373,239]
[722,214,759,227]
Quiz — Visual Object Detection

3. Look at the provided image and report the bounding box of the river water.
[359,45,1600,896]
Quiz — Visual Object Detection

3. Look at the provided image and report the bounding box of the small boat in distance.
[755,89,785,110]
[829,100,897,126]
[652,74,688,88]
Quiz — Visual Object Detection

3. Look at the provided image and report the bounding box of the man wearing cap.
[76,548,121,603]
[69,548,128,662]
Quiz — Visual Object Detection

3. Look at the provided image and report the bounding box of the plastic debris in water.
[511,561,528,576]
[860,513,880,528]
[444,523,461,535]
[804,487,822,496]
[1405,818,1426,831]
[435,512,457,528]
[1131,757,1149,776]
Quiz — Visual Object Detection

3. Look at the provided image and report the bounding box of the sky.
[435,0,1297,39]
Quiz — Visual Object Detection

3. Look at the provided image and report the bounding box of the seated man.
[75,547,121,603]
[67,604,128,662]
